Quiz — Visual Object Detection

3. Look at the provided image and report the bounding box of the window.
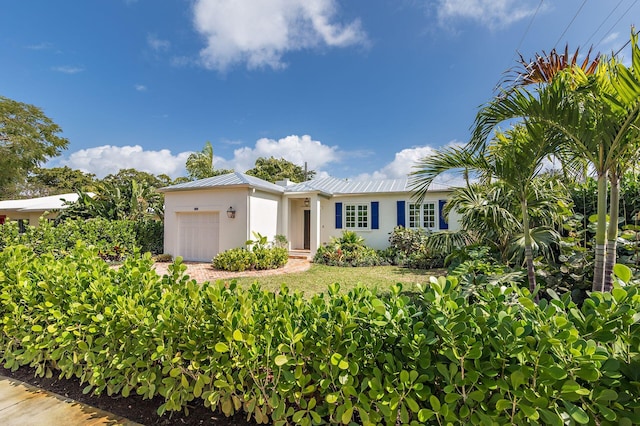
[345,203,368,229]
[408,203,436,229]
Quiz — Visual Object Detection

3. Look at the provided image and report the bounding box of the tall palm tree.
[412,125,558,295]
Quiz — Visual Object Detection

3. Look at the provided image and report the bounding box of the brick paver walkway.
[152,258,311,283]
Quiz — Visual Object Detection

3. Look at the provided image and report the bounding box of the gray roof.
[159,172,285,193]
[285,176,453,195]
[160,172,453,196]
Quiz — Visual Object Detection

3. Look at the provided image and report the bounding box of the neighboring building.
[159,172,461,262]
[0,193,83,227]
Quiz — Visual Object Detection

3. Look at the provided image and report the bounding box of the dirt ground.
[0,366,259,426]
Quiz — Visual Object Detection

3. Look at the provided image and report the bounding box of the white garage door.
[177,212,220,261]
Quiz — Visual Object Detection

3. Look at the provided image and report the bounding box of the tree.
[102,168,171,189]
[25,166,96,197]
[0,96,69,197]
[470,30,640,292]
[245,156,315,183]
[412,125,563,295]
[185,141,232,180]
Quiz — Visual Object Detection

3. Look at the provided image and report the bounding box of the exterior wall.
[319,192,458,250]
[163,188,250,259]
[248,190,281,242]
[0,210,54,227]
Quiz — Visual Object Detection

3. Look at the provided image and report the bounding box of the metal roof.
[159,172,454,196]
[285,176,453,195]
[159,172,285,193]
[0,193,83,212]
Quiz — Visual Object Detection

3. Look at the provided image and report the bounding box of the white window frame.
[408,202,436,229]
[345,203,369,229]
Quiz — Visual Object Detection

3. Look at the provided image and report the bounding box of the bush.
[2,242,640,424]
[133,219,164,254]
[0,217,163,259]
[386,226,445,268]
[212,247,257,271]
[212,241,288,272]
[313,231,381,267]
[0,218,137,260]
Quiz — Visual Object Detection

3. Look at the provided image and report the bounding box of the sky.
[1,0,639,182]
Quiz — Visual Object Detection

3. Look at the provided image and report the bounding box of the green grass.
[228,264,446,296]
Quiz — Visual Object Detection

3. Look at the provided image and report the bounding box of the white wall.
[248,190,281,242]
[319,192,459,250]
[163,188,250,258]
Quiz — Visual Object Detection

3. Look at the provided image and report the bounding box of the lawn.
[229,264,446,296]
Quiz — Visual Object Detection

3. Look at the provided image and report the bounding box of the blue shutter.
[371,202,379,229]
[335,202,343,229]
[397,201,405,227]
[439,199,448,230]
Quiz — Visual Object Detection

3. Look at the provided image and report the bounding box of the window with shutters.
[345,203,368,229]
[408,203,436,229]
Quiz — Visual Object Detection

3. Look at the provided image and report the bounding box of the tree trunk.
[522,198,537,298]
[603,173,620,291]
[592,173,608,292]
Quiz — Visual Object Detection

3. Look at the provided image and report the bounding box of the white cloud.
[147,34,170,52]
[135,84,147,91]
[191,0,367,71]
[355,143,468,187]
[51,65,84,74]
[218,134,340,172]
[56,145,191,178]
[435,0,543,30]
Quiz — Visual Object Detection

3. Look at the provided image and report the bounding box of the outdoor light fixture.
[226,206,236,219]
[304,198,310,207]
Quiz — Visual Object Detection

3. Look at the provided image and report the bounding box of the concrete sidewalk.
[0,375,140,426]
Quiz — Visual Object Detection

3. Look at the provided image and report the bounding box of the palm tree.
[469,31,640,292]
[412,125,559,295]
[186,141,232,180]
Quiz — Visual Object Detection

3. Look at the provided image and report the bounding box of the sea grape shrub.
[1,242,640,425]
[0,217,161,258]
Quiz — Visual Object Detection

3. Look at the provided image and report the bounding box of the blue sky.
[1,0,638,181]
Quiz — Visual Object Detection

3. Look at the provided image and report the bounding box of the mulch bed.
[0,365,259,425]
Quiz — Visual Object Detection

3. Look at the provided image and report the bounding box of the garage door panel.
[177,212,219,261]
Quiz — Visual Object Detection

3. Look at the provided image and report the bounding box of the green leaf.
[613,264,632,283]
[418,409,434,422]
[511,369,525,389]
[563,401,589,424]
[595,389,618,402]
[341,405,353,424]
[31,324,43,333]
[326,393,338,404]
[430,395,441,411]
[215,342,229,353]
[275,355,288,366]
[496,399,511,411]
[232,329,244,341]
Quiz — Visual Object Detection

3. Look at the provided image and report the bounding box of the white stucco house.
[159,172,461,262]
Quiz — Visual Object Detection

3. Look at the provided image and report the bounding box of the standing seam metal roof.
[160,173,453,195]
[159,172,285,193]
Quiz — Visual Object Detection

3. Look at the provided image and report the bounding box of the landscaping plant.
[2,242,640,424]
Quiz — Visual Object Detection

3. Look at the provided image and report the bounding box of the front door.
[303,210,310,250]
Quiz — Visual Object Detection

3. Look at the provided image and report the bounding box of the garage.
[177,212,220,261]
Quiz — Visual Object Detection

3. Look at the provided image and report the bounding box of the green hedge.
[1,242,640,425]
[213,246,288,271]
[0,218,163,259]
